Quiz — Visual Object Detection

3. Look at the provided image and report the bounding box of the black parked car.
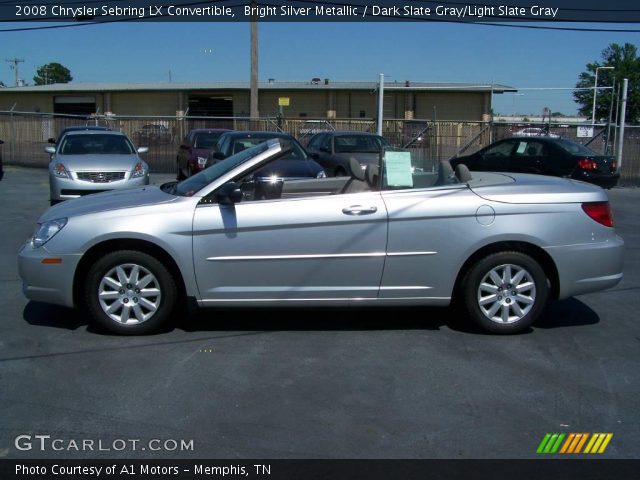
[450,137,619,189]
[213,131,326,180]
[306,131,392,176]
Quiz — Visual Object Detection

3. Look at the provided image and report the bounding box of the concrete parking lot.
[0,166,638,459]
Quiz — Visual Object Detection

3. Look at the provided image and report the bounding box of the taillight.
[577,158,599,171]
[582,202,614,227]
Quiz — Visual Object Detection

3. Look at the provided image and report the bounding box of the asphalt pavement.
[0,166,638,460]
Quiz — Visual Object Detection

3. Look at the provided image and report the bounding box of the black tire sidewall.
[85,250,177,335]
[463,251,549,334]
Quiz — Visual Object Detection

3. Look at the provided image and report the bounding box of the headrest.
[348,157,366,181]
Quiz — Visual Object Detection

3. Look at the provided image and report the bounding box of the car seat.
[341,157,369,193]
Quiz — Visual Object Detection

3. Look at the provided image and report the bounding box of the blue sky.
[0,20,638,115]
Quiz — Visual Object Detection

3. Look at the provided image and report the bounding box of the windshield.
[335,135,390,153]
[194,132,223,149]
[59,134,135,155]
[175,141,271,196]
[555,139,598,156]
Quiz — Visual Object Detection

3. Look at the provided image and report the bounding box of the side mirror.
[212,151,225,161]
[216,182,243,205]
[44,146,56,154]
[137,147,149,154]
[47,138,56,144]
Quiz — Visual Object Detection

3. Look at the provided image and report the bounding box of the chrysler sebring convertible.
[19,138,623,335]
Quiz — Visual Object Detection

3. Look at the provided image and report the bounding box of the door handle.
[342,205,377,216]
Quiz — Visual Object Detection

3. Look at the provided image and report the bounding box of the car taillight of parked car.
[578,158,599,171]
[582,202,614,227]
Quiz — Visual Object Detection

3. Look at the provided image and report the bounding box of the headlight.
[197,156,207,167]
[32,218,67,248]
[53,163,69,178]
[316,170,327,178]
[132,162,147,178]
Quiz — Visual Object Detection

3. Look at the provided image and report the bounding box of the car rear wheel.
[85,250,177,335]
[462,251,549,334]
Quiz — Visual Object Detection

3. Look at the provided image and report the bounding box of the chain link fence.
[1,112,638,185]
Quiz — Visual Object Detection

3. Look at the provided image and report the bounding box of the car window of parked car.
[335,135,388,153]
[514,141,547,157]
[483,140,516,157]
[194,133,221,149]
[555,139,597,156]
[59,134,135,155]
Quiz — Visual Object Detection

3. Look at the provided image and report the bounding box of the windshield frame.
[175,138,288,197]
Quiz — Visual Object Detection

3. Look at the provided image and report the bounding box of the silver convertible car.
[19,138,623,335]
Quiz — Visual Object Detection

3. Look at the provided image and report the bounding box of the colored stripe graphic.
[536,433,565,453]
[538,433,613,454]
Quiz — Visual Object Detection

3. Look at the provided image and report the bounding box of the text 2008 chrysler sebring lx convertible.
[18,138,623,335]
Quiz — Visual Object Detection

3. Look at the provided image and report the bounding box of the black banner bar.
[3,459,640,480]
[2,1,640,24]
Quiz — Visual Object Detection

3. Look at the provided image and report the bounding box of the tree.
[33,62,72,85]
[574,43,640,124]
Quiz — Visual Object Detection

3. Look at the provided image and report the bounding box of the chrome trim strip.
[206,251,436,261]
[379,286,432,290]
[207,252,387,261]
[200,296,451,303]
[387,251,437,257]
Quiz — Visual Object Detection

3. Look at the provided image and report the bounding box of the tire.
[85,250,178,335]
[176,159,186,180]
[461,251,549,334]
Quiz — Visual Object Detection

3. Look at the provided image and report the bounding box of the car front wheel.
[462,251,549,334]
[85,250,178,335]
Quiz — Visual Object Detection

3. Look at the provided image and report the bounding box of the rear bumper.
[572,171,620,189]
[545,235,624,299]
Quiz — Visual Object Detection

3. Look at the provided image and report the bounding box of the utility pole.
[249,0,259,124]
[376,73,384,136]
[615,78,628,171]
[6,58,25,86]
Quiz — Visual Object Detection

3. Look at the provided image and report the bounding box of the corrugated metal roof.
[0,81,516,93]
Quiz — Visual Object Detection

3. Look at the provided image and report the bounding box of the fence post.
[9,103,17,165]
[615,78,628,171]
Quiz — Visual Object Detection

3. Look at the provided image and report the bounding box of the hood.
[40,185,177,222]
[469,172,608,204]
[53,154,143,172]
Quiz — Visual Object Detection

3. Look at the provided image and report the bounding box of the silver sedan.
[45,130,149,205]
[19,138,624,335]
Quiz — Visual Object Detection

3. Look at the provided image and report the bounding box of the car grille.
[61,189,109,196]
[76,171,126,183]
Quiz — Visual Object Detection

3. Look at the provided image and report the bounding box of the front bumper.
[545,235,624,299]
[18,241,82,308]
[49,171,149,202]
